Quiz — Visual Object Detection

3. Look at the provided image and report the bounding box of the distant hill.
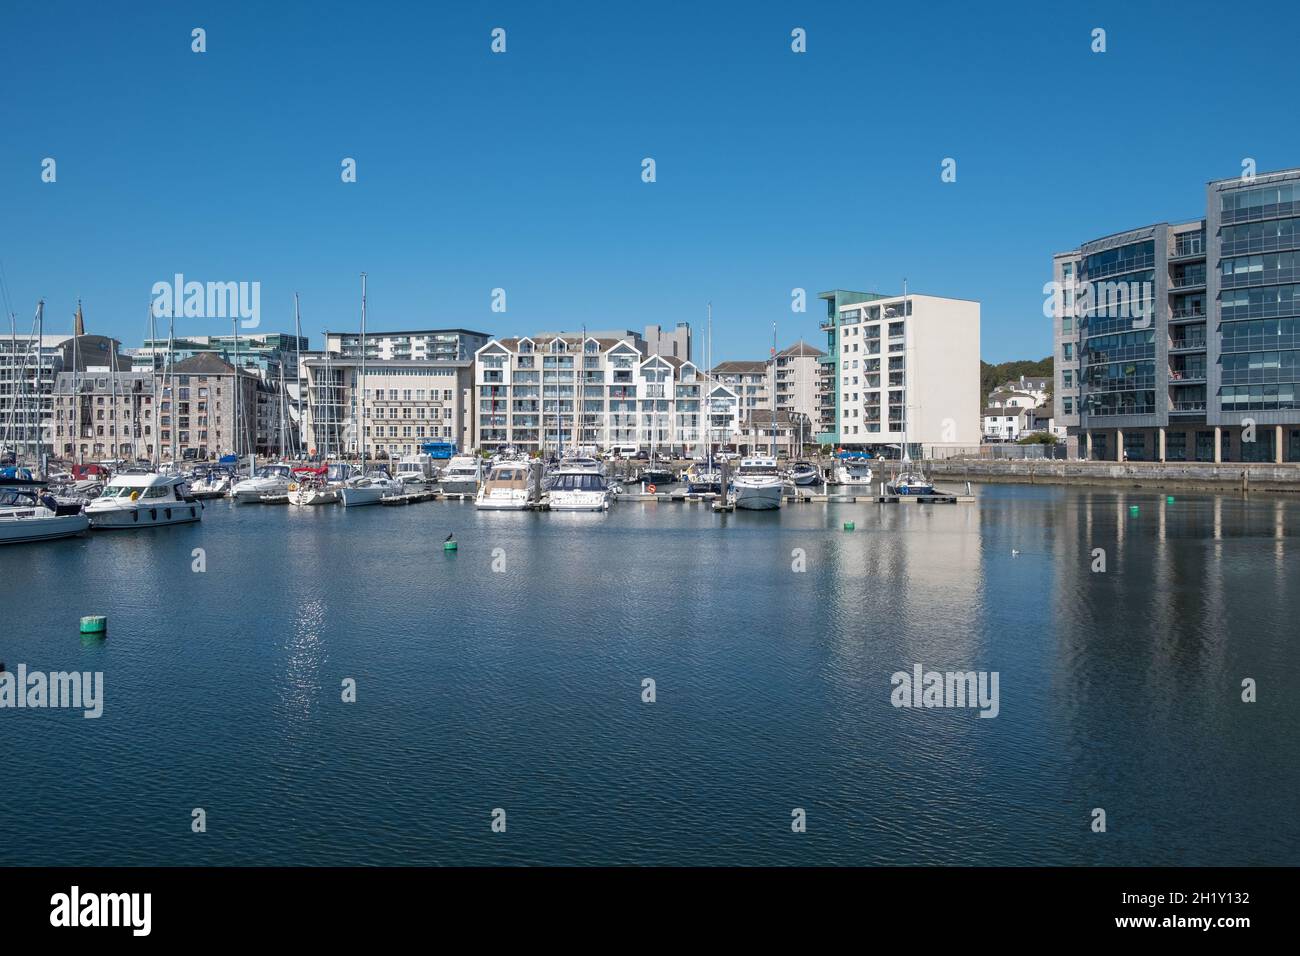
[980,357,1053,402]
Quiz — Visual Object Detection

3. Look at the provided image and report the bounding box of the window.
[1063,343,1074,360]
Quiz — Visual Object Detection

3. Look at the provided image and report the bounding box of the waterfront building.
[322,328,489,362]
[982,406,1030,441]
[1,333,69,460]
[737,409,814,457]
[710,360,770,421]
[473,335,727,456]
[1052,167,1300,462]
[816,289,981,454]
[771,340,825,428]
[643,322,692,362]
[301,356,475,460]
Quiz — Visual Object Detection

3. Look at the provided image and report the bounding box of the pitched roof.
[776,340,826,358]
[172,353,235,374]
[712,360,768,375]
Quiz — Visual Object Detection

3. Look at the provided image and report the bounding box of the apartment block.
[817,290,981,453]
[1053,167,1300,462]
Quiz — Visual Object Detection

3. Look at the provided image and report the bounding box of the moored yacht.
[189,467,234,499]
[395,453,436,485]
[685,460,722,494]
[475,461,536,511]
[788,460,823,486]
[731,457,784,510]
[832,454,874,488]
[440,454,482,496]
[231,463,293,503]
[340,469,401,507]
[546,466,611,512]
[84,472,202,528]
[0,484,90,544]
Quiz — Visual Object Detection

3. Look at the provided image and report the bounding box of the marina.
[2,482,1296,866]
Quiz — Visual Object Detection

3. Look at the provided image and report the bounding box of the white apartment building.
[830,292,980,453]
[1,333,68,459]
[323,328,490,363]
[474,335,741,455]
[770,340,824,426]
[300,356,475,460]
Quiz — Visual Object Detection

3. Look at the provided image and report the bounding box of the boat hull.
[547,494,609,512]
[440,479,480,496]
[85,503,202,528]
[733,481,784,510]
[476,492,530,511]
[340,486,386,507]
[0,512,90,544]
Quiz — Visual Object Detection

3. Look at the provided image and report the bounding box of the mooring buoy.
[80,615,107,636]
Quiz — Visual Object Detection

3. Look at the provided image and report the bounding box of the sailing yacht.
[440,454,482,496]
[230,463,293,503]
[84,472,202,528]
[685,460,722,494]
[732,457,784,510]
[340,469,401,507]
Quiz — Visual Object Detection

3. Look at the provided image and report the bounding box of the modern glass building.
[815,289,889,445]
[1053,167,1300,463]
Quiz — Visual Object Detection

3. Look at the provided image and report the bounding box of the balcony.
[1169,237,1205,260]
[1169,401,1207,413]
[1168,334,1206,351]
[1171,269,1207,290]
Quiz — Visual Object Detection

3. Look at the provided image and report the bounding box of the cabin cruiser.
[340,469,401,507]
[0,484,90,544]
[544,456,602,490]
[832,454,874,487]
[190,467,235,499]
[731,457,784,510]
[440,454,483,496]
[84,472,202,528]
[395,453,437,485]
[685,461,722,494]
[230,463,293,503]
[546,467,612,512]
[788,460,823,486]
[475,461,536,511]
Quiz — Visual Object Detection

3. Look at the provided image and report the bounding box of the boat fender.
[130,490,139,501]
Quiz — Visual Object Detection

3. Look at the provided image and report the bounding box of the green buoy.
[843,521,855,531]
[80,615,107,635]
[1166,495,1175,504]
[444,540,458,551]
[1129,505,1140,516]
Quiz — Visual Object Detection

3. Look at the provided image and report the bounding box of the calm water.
[2,485,1298,866]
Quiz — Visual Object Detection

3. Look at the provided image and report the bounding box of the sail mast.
[359,272,368,472]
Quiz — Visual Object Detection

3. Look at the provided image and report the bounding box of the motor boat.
[544,456,602,490]
[84,472,203,528]
[788,460,823,486]
[395,453,437,486]
[291,462,353,505]
[340,469,401,507]
[190,467,234,499]
[0,483,90,544]
[731,456,784,510]
[546,466,612,512]
[685,461,722,495]
[230,463,293,503]
[832,454,874,488]
[476,461,536,511]
[440,454,483,496]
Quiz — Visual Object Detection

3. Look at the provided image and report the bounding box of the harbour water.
[2,484,1297,866]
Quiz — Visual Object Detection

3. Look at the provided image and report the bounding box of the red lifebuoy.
[647,483,657,494]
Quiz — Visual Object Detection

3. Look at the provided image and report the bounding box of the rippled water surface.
[2,484,1298,865]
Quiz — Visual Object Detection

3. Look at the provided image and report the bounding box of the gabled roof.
[712,360,768,375]
[775,340,826,358]
[172,353,238,375]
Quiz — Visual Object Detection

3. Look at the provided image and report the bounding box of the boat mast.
[770,321,777,457]
[359,272,368,472]
[231,313,240,462]
[149,299,159,468]
[167,307,177,465]
[35,299,44,474]
[707,301,713,467]
[293,292,303,459]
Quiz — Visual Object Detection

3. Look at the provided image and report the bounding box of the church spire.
[74,299,84,337]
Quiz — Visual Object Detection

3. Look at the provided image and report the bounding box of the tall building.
[710,361,769,417]
[474,335,728,456]
[816,290,981,453]
[770,340,825,429]
[643,322,692,362]
[815,290,891,443]
[1052,167,1300,462]
[1,333,68,459]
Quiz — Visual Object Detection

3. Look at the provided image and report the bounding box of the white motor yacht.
[546,466,611,512]
[0,485,90,544]
[475,461,535,511]
[440,454,483,496]
[731,457,784,510]
[230,464,293,503]
[832,456,874,487]
[84,472,203,528]
[395,453,436,486]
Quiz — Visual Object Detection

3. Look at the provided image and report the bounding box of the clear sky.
[3,0,1298,363]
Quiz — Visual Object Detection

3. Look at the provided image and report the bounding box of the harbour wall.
[926,458,1300,493]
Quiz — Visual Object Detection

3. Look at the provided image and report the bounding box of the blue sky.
[2,0,1298,363]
